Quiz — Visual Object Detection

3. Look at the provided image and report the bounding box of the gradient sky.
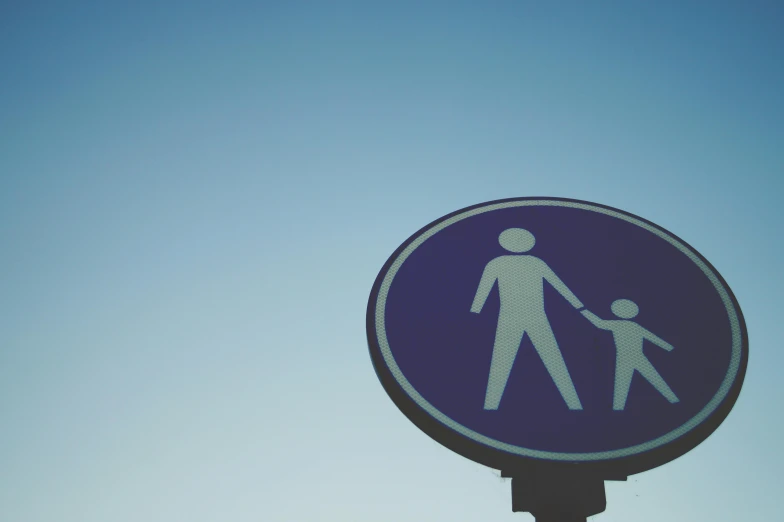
[1,2,782,521]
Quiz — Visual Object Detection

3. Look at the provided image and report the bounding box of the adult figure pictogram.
[581,300,679,410]
[471,228,584,410]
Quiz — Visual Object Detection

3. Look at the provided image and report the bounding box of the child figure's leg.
[637,358,679,404]
[613,359,636,410]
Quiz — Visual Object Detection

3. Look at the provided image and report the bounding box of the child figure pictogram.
[581,299,679,410]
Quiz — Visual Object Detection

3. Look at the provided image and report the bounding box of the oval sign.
[367,198,748,475]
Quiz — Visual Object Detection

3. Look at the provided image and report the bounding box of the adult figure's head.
[611,299,639,319]
[499,228,535,253]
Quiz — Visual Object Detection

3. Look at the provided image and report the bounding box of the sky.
[1,2,782,521]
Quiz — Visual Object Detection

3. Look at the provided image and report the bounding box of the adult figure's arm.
[471,261,498,313]
[542,262,583,308]
[642,329,675,351]
[581,310,612,330]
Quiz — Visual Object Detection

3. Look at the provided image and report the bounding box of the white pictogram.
[581,302,678,410]
[472,228,678,411]
[471,228,584,410]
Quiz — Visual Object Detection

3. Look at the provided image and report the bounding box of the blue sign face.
[367,198,747,474]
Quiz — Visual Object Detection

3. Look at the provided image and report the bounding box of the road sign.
[367,197,747,477]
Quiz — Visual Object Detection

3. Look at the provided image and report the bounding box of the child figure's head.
[611,299,639,319]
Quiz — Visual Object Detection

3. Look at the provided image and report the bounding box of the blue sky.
[1,2,782,521]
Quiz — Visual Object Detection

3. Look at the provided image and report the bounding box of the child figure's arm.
[643,329,675,351]
[581,310,612,330]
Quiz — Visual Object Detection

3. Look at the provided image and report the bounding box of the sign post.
[367,198,747,520]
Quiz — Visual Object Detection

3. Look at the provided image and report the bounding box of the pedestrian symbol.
[581,304,679,411]
[368,198,747,475]
[471,227,681,413]
[471,228,583,411]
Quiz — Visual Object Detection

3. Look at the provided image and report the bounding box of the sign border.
[366,197,748,475]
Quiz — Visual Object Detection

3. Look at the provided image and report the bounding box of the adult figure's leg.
[484,314,525,410]
[528,323,583,410]
[637,358,679,403]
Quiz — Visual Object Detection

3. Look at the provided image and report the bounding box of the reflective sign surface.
[367,198,747,474]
